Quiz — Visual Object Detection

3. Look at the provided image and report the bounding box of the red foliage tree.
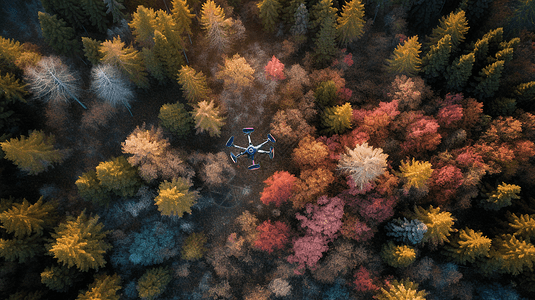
[429,165,464,205]
[287,234,329,274]
[318,129,369,160]
[265,55,285,80]
[356,194,397,225]
[296,196,345,241]
[254,220,290,253]
[352,100,400,146]
[437,104,463,128]
[401,116,442,155]
[260,171,297,207]
[340,213,375,242]
[353,266,379,292]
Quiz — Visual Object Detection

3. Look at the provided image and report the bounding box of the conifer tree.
[47,211,111,272]
[0,36,23,70]
[283,0,305,27]
[290,3,309,36]
[90,64,134,115]
[399,158,433,190]
[474,60,505,99]
[381,241,416,268]
[321,102,352,134]
[309,0,337,34]
[103,0,126,24]
[444,228,491,264]
[177,65,211,103]
[488,234,535,275]
[200,0,230,52]
[154,11,186,78]
[508,213,535,240]
[38,12,80,56]
[1,130,66,175]
[0,234,43,263]
[412,205,455,246]
[0,197,55,238]
[386,36,422,76]
[76,274,121,300]
[155,177,199,217]
[0,72,27,102]
[158,102,193,137]
[422,34,452,80]
[514,81,535,103]
[41,265,77,292]
[336,0,365,46]
[191,100,226,137]
[482,182,521,210]
[82,37,102,65]
[376,279,427,300]
[314,13,338,67]
[95,156,140,198]
[129,5,157,47]
[506,0,535,35]
[427,10,469,51]
[171,0,195,37]
[81,0,108,33]
[75,170,109,205]
[258,0,282,33]
[472,27,503,64]
[137,267,172,300]
[99,36,149,89]
[445,52,474,91]
[215,54,255,91]
[142,47,166,84]
[41,0,87,29]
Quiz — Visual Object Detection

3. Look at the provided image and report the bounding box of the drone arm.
[257,140,270,149]
[247,134,252,145]
[257,149,270,154]
[232,145,247,150]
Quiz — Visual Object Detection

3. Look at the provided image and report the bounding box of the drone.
[226,128,276,170]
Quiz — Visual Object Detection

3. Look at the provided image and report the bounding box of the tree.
[258,0,282,33]
[376,279,427,300]
[398,158,433,190]
[24,56,86,109]
[82,37,102,65]
[385,218,427,245]
[128,221,179,265]
[142,47,166,84]
[445,52,475,91]
[41,265,78,292]
[155,177,199,217]
[482,182,520,210]
[177,65,211,103]
[40,0,87,29]
[287,233,329,272]
[260,171,297,207]
[437,103,463,128]
[90,64,134,115]
[422,34,452,80]
[506,0,535,35]
[254,220,290,253]
[137,267,172,300]
[200,0,231,52]
[337,142,388,190]
[292,135,329,169]
[291,168,334,209]
[386,36,422,76]
[296,195,344,241]
[0,197,55,238]
[181,232,208,260]
[95,156,140,198]
[310,0,338,34]
[0,234,43,263]
[265,56,286,80]
[38,12,80,56]
[412,205,455,246]
[427,10,469,51]
[76,274,121,300]
[487,234,535,275]
[103,0,126,24]
[0,72,26,103]
[215,54,255,91]
[153,11,186,78]
[290,3,309,35]
[99,36,149,89]
[0,130,66,175]
[381,241,416,268]
[81,0,108,33]
[321,102,353,134]
[444,228,491,264]
[474,60,505,99]
[191,100,226,137]
[47,211,111,272]
[158,102,193,137]
[508,213,535,240]
[171,0,195,37]
[314,14,338,67]
[314,80,338,107]
[401,116,442,155]
[336,0,365,46]
[129,5,157,47]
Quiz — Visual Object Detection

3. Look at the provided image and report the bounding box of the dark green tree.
[40,0,87,30]
[103,0,126,24]
[336,0,365,46]
[314,13,338,67]
[142,47,166,84]
[81,0,108,33]
[158,102,193,137]
[422,34,452,80]
[426,10,469,51]
[445,52,475,91]
[506,0,535,36]
[515,81,535,103]
[282,0,304,28]
[310,0,337,34]
[0,234,43,263]
[38,12,80,56]
[474,60,505,99]
[81,37,102,65]
[258,0,282,33]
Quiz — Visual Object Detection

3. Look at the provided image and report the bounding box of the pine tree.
[155,177,199,217]
[489,234,535,275]
[41,0,87,29]
[314,13,338,67]
[314,80,338,107]
[215,54,255,91]
[191,100,226,137]
[444,228,491,264]
[412,205,456,246]
[506,0,535,36]
[75,170,109,205]
[81,37,102,65]
[427,10,469,51]
[376,279,427,300]
[309,0,338,34]
[0,130,66,175]
[515,81,535,103]
[482,182,521,210]
[258,0,282,33]
[381,241,417,268]
[472,27,503,64]
[399,158,433,189]
[103,0,126,24]
[38,12,80,56]
[76,274,121,300]
[47,211,111,272]
[336,0,365,46]
[142,47,166,84]
[95,156,140,198]
[129,5,157,47]
[290,3,309,36]
[0,234,43,263]
[445,52,475,91]
[99,36,149,89]
[158,102,193,137]
[508,213,535,240]
[386,36,422,76]
[321,102,352,134]
[90,64,134,115]
[283,0,305,28]
[200,0,230,52]
[40,265,77,292]
[177,65,211,103]
[474,60,505,99]
[154,11,186,78]
[0,36,23,70]
[422,34,452,80]
[171,0,195,37]
[137,267,172,300]
[81,0,108,33]
[0,197,55,238]
[0,72,27,102]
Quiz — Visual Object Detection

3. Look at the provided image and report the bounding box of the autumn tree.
[376,279,427,300]
[76,274,121,300]
[508,213,535,240]
[1,130,67,175]
[482,182,520,210]
[337,142,388,190]
[82,37,102,65]
[0,197,56,238]
[265,56,286,80]
[291,168,334,209]
[381,241,416,268]
[412,205,455,247]
[336,0,365,46]
[291,135,329,169]
[215,54,255,91]
[155,177,199,217]
[444,228,491,264]
[314,14,338,67]
[137,267,172,300]
[260,171,297,207]
[47,211,111,272]
[258,0,282,33]
[158,102,193,138]
[181,232,208,260]
[0,234,43,263]
[254,220,290,253]
[485,234,535,275]
[386,36,422,76]
[321,102,353,134]
[153,10,186,78]
[171,0,195,37]
[38,12,80,56]
[95,156,141,198]
[427,10,469,51]
[177,65,211,103]
[90,64,134,115]
[200,0,231,52]
[129,5,157,47]
[0,72,27,103]
[398,158,433,190]
[191,100,226,137]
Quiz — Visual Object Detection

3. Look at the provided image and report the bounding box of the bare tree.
[24,56,86,109]
[90,64,135,115]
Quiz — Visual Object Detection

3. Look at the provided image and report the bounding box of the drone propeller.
[226,136,234,147]
[229,152,238,163]
[243,128,254,135]
[267,133,276,143]
[248,163,261,170]
[269,147,274,159]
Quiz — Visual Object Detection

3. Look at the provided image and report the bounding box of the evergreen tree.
[0,72,27,102]
[41,0,87,30]
[376,279,427,300]
[508,213,535,240]
[137,267,172,300]
[422,34,452,80]
[488,234,535,275]
[309,0,337,34]
[142,47,166,84]
[506,0,535,36]
[191,100,226,137]
[321,102,352,134]
[81,37,102,65]
[155,177,199,217]
[75,170,109,205]
[386,36,422,76]
[381,241,417,268]
[99,36,149,89]
[129,5,157,47]
[47,211,111,272]
[427,10,469,51]
[38,12,80,56]
[314,80,338,107]
[103,0,126,24]
[171,0,195,37]
[153,30,185,80]
[158,102,193,137]
[399,158,433,190]
[444,228,491,264]
[290,3,309,36]
[76,274,121,300]
[336,0,365,46]
[258,0,282,33]
[412,205,456,246]
[0,36,23,70]
[0,234,43,263]
[200,0,231,52]
[474,60,505,99]
[81,0,108,33]
[482,182,521,211]
[472,28,503,64]
[283,0,305,28]
[0,197,55,238]
[90,64,135,115]
[0,130,66,175]
[177,65,211,103]
[445,52,475,91]
[41,265,77,292]
[314,13,338,67]
[514,81,535,103]
[95,156,140,198]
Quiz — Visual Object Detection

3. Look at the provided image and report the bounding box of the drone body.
[226,128,275,170]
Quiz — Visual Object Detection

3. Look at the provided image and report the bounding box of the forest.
[0,0,535,299]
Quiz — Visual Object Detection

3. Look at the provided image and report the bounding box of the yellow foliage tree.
[386,36,422,76]
[398,158,433,190]
[0,197,56,238]
[444,228,491,264]
[412,205,455,246]
[99,36,149,88]
[155,177,199,217]
[381,241,417,268]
